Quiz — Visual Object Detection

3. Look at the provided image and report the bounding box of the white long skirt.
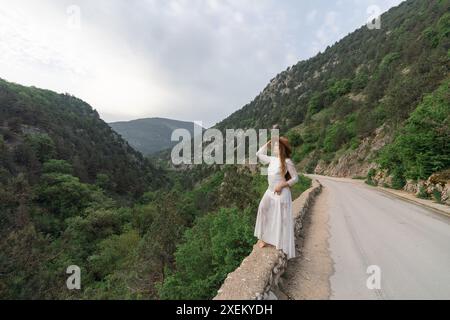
[254,188,296,259]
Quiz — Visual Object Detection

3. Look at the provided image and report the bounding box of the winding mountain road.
[282,175,450,300]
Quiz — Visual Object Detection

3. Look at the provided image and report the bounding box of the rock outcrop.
[314,125,393,178]
[373,170,450,206]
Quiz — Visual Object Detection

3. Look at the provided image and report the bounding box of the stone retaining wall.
[213,180,323,300]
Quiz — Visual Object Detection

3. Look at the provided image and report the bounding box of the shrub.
[391,167,406,190]
[305,154,319,174]
[432,189,442,204]
[417,186,429,199]
[158,207,255,300]
[323,122,353,153]
[366,168,377,186]
[287,130,303,147]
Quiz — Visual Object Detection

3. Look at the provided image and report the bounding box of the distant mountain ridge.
[0,78,165,197]
[110,118,203,156]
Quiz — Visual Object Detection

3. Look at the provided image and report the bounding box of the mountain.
[1,0,448,301]
[110,118,203,155]
[215,0,449,180]
[0,78,165,197]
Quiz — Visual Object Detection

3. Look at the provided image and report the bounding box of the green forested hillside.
[216,0,449,178]
[0,79,165,197]
[0,79,169,298]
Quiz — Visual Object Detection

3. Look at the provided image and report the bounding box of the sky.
[0,0,403,128]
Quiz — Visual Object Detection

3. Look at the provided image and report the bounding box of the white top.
[256,145,299,190]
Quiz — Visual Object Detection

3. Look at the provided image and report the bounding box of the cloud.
[0,0,404,127]
[306,10,318,24]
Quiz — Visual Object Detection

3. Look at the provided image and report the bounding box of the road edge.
[308,174,450,218]
[374,186,450,218]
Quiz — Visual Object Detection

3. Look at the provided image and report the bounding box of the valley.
[0,0,448,300]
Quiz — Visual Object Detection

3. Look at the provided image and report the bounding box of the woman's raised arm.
[256,142,272,165]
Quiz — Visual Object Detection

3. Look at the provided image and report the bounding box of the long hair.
[270,137,293,181]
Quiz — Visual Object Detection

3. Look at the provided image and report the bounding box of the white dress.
[254,145,299,259]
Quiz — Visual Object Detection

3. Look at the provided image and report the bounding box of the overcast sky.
[0,0,403,127]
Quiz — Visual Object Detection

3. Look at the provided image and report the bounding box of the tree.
[35,173,95,218]
[378,79,450,180]
[287,130,303,147]
[25,133,56,163]
[43,159,73,175]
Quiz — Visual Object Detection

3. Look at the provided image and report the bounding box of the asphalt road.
[310,175,450,300]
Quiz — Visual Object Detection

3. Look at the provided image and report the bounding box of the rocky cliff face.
[315,119,450,207]
[314,125,393,178]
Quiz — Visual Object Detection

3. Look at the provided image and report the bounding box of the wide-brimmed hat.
[270,136,292,157]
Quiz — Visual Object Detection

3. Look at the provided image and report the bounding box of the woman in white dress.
[254,137,299,260]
